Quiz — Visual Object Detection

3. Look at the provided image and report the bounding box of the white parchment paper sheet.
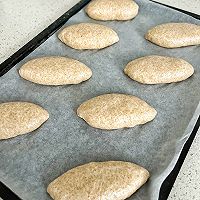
[0,0,200,199]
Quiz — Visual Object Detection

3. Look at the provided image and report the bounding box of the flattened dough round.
[85,0,139,21]
[47,161,150,200]
[145,23,200,48]
[58,23,119,49]
[19,56,92,85]
[0,102,49,140]
[77,93,157,130]
[124,55,194,84]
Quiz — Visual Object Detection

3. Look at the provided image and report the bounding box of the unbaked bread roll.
[124,55,194,84]
[58,23,119,49]
[77,93,157,130]
[19,57,92,85]
[85,0,139,21]
[0,102,49,140]
[47,161,150,200]
[145,23,200,48]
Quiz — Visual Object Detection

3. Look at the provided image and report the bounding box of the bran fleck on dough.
[77,93,157,130]
[145,23,200,48]
[19,56,92,85]
[85,0,139,21]
[124,55,194,84]
[0,102,49,140]
[47,161,150,200]
[58,23,119,50]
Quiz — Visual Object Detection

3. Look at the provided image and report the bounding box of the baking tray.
[0,0,200,199]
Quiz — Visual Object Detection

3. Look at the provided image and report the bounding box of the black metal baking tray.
[0,0,199,199]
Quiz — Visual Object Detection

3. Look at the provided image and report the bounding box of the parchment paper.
[0,0,200,199]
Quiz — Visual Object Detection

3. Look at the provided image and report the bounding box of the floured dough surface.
[47,161,150,200]
[145,23,200,48]
[77,93,157,130]
[58,23,119,49]
[124,55,194,84]
[19,56,92,85]
[85,0,139,21]
[0,102,49,140]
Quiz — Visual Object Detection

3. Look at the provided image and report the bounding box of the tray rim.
[0,0,200,199]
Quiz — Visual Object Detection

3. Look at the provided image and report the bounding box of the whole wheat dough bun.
[58,23,119,49]
[77,93,157,130]
[47,161,150,200]
[124,55,194,84]
[85,0,139,21]
[145,23,200,48]
[0,102,49,140]
[19,57,92,85]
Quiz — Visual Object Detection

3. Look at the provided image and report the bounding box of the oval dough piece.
[77,93,157,130]
[85,0,139,21]
[58,23,119,49]
[47,161,150,200]
[0,102,49,140]
[19,57,92,85]
[124,55,194,84]
[145,23,200,48]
